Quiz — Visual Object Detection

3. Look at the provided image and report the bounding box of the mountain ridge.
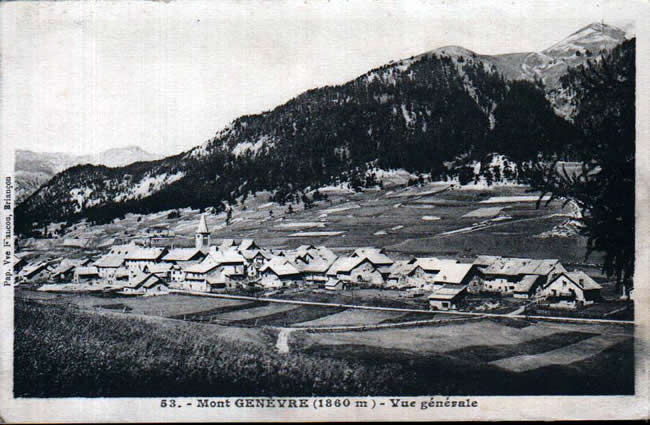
[15,146,161,203]
[16,23,631,234]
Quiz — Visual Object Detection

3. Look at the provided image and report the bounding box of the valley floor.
[14,291,635,397]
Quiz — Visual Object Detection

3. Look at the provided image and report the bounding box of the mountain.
[15,146,161,203]
[420,23,627,118]
[15,23,631,234]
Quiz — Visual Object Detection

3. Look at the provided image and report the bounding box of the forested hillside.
[15,24,630,235]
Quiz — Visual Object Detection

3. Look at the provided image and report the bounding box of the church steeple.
[195,214,210,252]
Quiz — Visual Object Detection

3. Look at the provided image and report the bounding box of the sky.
[0,0,644,156]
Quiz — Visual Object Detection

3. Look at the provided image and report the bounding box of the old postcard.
[0,0,648,422]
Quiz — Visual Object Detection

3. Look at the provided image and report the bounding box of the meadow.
[20,182,597,270]
[14,299,634,397]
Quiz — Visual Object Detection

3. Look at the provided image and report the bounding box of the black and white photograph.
[0,0,647,422]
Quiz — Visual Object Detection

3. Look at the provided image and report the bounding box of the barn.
[325,279,349,291]
[125,247,168,278]
[260,260,301,288]
[49,263,76,283]
[162,248,207,264]
[302,257,337,283]
[432,263,475,288]
[476,257,566,295]
[541,271,602,306]
[19,261,53,282]
[513,274,545,299]
[327,257,385,286]
[94,253,128,281]
[428,285,468,311]
[123,273,169,296]
[74,266,100,284]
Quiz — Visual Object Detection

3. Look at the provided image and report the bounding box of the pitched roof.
[129,273,166,289]
[388,260,415,277]
[552,271,602,291]
[197,214,210,234]
[472,255,502,267]
[76,266,99,276]
[50,263,75,276]
[162,248,204,262]
[260,259,300,276]
[326,256,370,275]
[238,239,257,251]
[297,244,317,252]
[325,280,344,288]
[20,262,50,277]
[515,274,541,292]
[207,273,227,285]
[125,247,167,261]
[531,259,561,275]
[183,258,220,274]
[413,257,458,272]
[208,249,245,264]
[94,253,126,268]
[241,249,270,260]
[284,250,313,264]
[315,247,338,262]
[352,248,393,265]
[433,263,474,284]
[114,268,130,278]
[147,263,172,273]
[62,258,91,267]
[110,243,139,256]
[219,238,237,248]
[482,257,560,276]
[428,285,467,300]
[303,257,337,273]
[567,271,602,290]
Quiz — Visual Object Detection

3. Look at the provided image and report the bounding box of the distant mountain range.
[16,23,632,233]
[15,146,160,203]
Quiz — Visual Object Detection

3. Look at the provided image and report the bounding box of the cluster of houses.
[14,215,603,310]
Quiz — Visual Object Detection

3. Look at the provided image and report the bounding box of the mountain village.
[7,11,637,403]
[14,214,607,313]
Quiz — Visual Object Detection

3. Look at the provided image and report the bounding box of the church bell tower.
[195,214,210,252]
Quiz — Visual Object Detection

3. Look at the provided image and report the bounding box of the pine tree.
[529,39,635,295]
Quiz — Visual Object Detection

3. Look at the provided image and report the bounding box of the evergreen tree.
[528,39,635,295]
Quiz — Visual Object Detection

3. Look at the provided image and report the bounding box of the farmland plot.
[212,303,300,321]
[489,334,631,372]
[462,207,505,218]
[300,320,565,354]
[294,309,406,327]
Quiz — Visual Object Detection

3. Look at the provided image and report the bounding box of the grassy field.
[293,319,634,395]
[14,300,418,397]
[294,309,408,327]
[16,291,251,317]
[232,305,347,327]
[14,300,635,396]
[20,183,597,269]
[210,303,298,321]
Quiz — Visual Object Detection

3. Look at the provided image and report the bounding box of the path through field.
[276,328,294,353]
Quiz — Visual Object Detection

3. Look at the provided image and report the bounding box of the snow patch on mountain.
[401,104,416,127]
[112,172,185,202]
[70,188,95,212]
[232,135,275,157]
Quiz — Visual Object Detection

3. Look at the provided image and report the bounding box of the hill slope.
[16,23,629,234]
[15,146,160,203]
